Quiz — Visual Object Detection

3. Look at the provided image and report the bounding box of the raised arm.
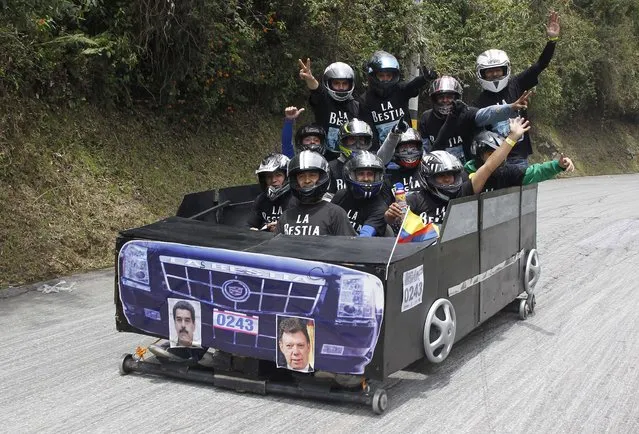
[298,58,319,91]
[475,91,531,126]
[377,114,409,164]
[281,106,305,158]
[471,117,531,193]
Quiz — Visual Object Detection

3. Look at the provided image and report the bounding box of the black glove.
[450,99,467,117]
[392,114,410,134]
[420,66,438,80]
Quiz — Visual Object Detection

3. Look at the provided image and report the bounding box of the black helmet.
[471,130,503,165]
[366,50,400,97]
[417,150,464,201]
[394,128,424,169]
[343,151,385,199]
[337,118,373,159]
[295,124,327,155]
[323,62,355,102]
[287,150,331,204]
[428,76,463,116]
[255,153,291,201]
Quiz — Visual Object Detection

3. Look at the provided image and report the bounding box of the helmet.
[287,150,331,204]
[394,128,424,169]
[343,151,385,199]
[323,62,355,102]
[255,153,291,201]
[429,76,463,116]
[417,150,464,201]
[295,124,327,155]
[366,50,400,97]
[476,49,511,93]
[471,130,503,165]
[337,118,373,159]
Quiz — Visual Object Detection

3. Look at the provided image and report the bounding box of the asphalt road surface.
[1,174,638,433]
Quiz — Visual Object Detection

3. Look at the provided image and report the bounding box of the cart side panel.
[216,184,262,227]
[176,189,217,220]
[520,184,538,252]
[479,188,522,322]
[439,196,481,341]
[380,247,439,378]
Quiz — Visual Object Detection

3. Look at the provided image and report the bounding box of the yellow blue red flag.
[398,209,440,243]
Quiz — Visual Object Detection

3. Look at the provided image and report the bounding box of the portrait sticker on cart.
[118,240,385,374]
[401,265,424,312]
[276,315,315,373]
[168,298,202,348]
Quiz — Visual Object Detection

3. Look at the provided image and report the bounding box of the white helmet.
[476,49,511,93]
[323,62,355,102]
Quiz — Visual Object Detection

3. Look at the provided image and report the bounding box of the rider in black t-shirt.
[384,117,531,225]
[247,153,297,232]
[327,119,374,194]
[419,76,531,164]
[298,59,360,160]
[358,51,437,148]
[473,11,561,168]
[331,151,388,237]
[276,151,356,237]
[464,130,575,192]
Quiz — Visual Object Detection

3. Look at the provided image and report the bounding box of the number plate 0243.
[213,309,259,335]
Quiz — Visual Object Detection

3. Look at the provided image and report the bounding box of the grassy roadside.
[0,101,301,288]
[1,101,638,289]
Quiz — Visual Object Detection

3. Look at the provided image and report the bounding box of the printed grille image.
[160,256,325,316]
[118,240,384,374]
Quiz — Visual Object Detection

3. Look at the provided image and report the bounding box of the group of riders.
[246,11,574,238]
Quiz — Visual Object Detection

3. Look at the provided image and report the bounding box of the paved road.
[1,174,638,433]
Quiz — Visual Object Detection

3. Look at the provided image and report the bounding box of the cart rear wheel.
[119,353,133,375]
[528,293,536,314]
[524,249,541,295]
[372,388,388,414]
[423,299,457,363]
[519,299,528,320]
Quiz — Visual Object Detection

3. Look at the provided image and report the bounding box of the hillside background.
[2,0,639,287]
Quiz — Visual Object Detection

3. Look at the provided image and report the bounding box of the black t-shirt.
[328,158,346,193]
[418,108,479,161]
[276,200,357,236]
[406,180,475,224]
[331,189,388,236]
[246,191,298,229]
[309,87,360,156]
[358,76,428,149]
[480,165,525,192]
[380,166,420,206]
[474,42,556,159]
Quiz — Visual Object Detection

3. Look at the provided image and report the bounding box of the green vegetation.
[1,0,639,287]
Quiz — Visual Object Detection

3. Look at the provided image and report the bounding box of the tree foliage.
[1,0,638,121]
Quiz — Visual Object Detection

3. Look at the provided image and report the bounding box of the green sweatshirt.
[464,159,565,186]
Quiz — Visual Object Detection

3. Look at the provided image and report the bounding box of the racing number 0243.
[213,309,259,335]
[401,264,424,312]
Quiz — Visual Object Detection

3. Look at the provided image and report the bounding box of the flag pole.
[385,207,411,280]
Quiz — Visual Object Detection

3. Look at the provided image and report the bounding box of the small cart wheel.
[423,299,457,363]
[524,249,541,295]
[119,353,134,376]
[528,293,536,314]
[519,299,528,320]
[372,388,388,415]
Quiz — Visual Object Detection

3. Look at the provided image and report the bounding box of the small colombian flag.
[398,209,440,243]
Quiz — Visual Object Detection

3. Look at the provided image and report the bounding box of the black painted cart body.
[115,184,541,414]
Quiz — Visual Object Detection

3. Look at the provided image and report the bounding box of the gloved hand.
[449,99,467,118]
[392,114,410,134]
[420,66,438,80]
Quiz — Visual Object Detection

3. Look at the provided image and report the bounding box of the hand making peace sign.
[298,58,319,90]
